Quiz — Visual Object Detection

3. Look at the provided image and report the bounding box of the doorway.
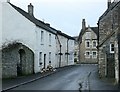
[106,53,115,78]
[44,54,46,69]
[17,49,26,76]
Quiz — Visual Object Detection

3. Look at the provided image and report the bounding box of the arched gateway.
[2,43,34,78]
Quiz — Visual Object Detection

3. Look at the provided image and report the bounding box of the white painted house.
[1,1,57,73]
[56,31,75,67]
[0,1,75,78]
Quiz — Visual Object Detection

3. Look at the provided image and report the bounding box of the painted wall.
[68,39,74,65]
[35,26,56,72]
[56,34,74,67]
[2,2,36,52]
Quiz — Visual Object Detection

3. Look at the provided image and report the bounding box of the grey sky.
[10,0,109,36]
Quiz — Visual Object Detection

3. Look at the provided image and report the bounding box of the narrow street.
[3,64,118,91]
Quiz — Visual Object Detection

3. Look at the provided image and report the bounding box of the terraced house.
[98,0,120,85]
[0,0,75,78]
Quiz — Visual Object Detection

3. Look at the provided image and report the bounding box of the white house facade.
[56,31,75,67]
[1,1,75,78]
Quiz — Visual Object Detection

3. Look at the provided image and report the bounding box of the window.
[49,34,51,46]
[49,52,51,62]
[39,52,42,65]
[110,43,114,53]
[85,32,91,39]
[93,41,97,48]
[85,40,90,48]
[92,51,97,58]
[85,51,90,58]
[41,31,44,44]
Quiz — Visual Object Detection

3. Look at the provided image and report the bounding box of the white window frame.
[92,51,97,58]
[85,32,91,39]
[49,34,51,46]
[41,31,44,45]
[49,52,51,62]
[85,51,90,58]
[110,43,114,53]
[85,40,90,48]
[92,40,97,48]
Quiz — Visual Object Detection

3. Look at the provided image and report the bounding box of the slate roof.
[9,3,56,35]
[57,31,75,40]
[9,3,74,40]
[78,27,98,42]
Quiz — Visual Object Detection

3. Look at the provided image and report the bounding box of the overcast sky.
[10,0,109,36]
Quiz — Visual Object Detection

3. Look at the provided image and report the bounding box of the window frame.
[92,40,97,48]
[85,51,90,58]
[85,40,90,48]
[110,43,114,53]
[41,31,44,45]
[92,51,97,58]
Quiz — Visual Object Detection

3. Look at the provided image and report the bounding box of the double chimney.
[28,3,34,16]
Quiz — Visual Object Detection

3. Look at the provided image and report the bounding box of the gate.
[106,53,115,78]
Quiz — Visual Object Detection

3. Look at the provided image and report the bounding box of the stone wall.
[2,43,34,78]
[98,1,120,82]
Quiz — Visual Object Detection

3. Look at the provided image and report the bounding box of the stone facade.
[98,0,120,84]
[78,19,98,64]
[2,42,34,78]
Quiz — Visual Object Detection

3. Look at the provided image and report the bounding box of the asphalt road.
[9,64,97,90]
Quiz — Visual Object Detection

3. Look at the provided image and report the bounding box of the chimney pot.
[28,3,34,16]
[108,0,111,8]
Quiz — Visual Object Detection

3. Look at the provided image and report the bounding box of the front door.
[44,54,46,69]
[106,53,115,78]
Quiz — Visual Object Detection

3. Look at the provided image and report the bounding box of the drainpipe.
[56,34,62,67]
[67,39,69,65]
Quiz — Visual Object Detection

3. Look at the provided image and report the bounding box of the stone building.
[2,43,34,78]
[78,19,98,64]
[0,1,75,78]
[98,0,120,84]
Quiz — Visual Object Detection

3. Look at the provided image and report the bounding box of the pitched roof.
[9,3,56,34]
[9,3,74,40]
[57,31,75,40]
[78,27,98,42]
[99,1,120,21]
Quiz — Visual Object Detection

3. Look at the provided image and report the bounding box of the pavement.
[2,65,76,91]
[88,70,119,90]
[2,64,120,91]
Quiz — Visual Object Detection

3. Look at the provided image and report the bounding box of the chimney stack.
[82,19,86,30]
[7,0,10,3]
[28,3,34,16]
[108,0,111,8]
